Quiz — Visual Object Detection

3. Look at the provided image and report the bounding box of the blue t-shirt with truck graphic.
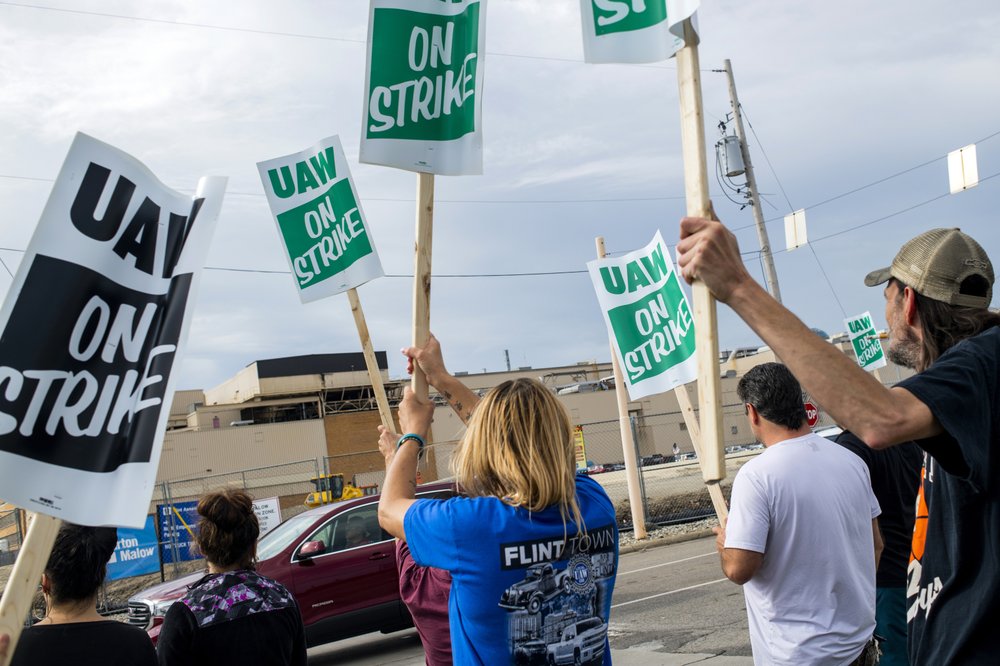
[404,474,619,665]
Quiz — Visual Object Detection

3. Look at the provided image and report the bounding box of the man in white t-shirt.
[714,362,883,665]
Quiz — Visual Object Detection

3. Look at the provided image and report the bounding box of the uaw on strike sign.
[0,133,225,528]
[257,135,383,303]
[588,231,697,400]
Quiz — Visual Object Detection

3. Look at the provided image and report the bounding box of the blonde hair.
[451,378,585,534]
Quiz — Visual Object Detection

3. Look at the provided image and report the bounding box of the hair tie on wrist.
[396,433,425,460]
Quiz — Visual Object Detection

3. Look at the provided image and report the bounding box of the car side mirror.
[299,540,325,559]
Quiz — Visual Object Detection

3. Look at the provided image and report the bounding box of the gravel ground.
[618,516,719,549]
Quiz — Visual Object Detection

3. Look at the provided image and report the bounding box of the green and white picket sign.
[360,0,486,175]
[257,135,384,304]
[580,0,699,64]
[256,136,395,432]
[845,311,887,372]
[588,230,697,400]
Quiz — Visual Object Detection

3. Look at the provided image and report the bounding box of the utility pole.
[722,59,782,303]
[504,349,511,372]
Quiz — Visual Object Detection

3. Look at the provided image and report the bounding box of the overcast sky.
[2,0,998,392]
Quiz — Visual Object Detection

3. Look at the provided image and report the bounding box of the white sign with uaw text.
[588,231,697,400]
[0,133,225,528]
[257,136,384,303]
[845,311,887,372]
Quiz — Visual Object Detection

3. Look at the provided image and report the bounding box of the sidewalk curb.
[618,528,716,555]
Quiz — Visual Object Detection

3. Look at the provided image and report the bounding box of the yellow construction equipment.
[304,473,365,508]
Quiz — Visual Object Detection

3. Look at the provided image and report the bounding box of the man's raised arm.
[676,217,939,448]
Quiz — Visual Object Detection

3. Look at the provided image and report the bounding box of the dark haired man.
[714,363,882,665]
[679,221,999,664]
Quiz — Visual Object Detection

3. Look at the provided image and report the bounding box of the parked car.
[127,482,458,647]
[814,425,844,441]
[640,454,666,467]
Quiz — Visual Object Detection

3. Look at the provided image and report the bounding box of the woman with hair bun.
[9,523,156,666]
[156,488,306,666]
[379,335,619,665]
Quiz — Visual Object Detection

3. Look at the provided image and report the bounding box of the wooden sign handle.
[676,19,726,484]
[347,288,396,432]
[0,513,61,666]
[411,173,434,400]
[596,236,647,540]
[674,385,729,523]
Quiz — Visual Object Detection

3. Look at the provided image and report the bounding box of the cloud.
[2,0,999,394]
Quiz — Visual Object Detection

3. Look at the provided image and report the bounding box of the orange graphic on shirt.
[911,464,928,562]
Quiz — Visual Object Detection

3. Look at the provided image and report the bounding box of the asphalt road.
[608,536,751,657]
[307,535,752,665]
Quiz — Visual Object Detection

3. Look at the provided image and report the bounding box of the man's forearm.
[726,279,937,447]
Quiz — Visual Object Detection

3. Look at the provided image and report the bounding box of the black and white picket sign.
[0,133,225,528]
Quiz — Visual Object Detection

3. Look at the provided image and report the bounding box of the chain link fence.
[0,508,25,566]
[154,458,323,519]
[575,404,759,529]
[323,440,458,492]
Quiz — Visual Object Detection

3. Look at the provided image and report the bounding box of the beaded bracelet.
[396,433,425,460]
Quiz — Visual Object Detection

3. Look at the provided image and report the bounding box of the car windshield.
[257,513,317,561]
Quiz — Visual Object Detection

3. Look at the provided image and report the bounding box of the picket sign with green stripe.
[588,230,697,400]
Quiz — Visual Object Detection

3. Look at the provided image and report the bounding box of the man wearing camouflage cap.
[676,220,1000,665]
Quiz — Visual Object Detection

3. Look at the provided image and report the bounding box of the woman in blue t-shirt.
[379,335,619,665]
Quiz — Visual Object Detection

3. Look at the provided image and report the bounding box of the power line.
[733,127,1000,233]
[807,244,847,318]
[738,102,842,311]
[0,1,692,70]
[5,124,996,209]
[0,174,51,184]
[227,191,695,204]
[3,172,994,280]
[741,107,795,211]
[204,266,589,278]
[0,1,368,43]
[0,173,700,205]
[771,170,1000,254]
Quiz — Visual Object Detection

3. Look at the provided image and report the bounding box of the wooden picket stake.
[411,173,434,401]
[347,288,396,432]
[675,19,726,484]
[596,237,647,540]
[0,513,61,666]
[673,385,729,522]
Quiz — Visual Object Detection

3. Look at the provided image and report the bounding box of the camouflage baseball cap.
[864,228,994,308]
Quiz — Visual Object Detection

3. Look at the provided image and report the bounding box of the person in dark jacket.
[157,489,307,666]
[837,431,922,665]
[10,523,156,666]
